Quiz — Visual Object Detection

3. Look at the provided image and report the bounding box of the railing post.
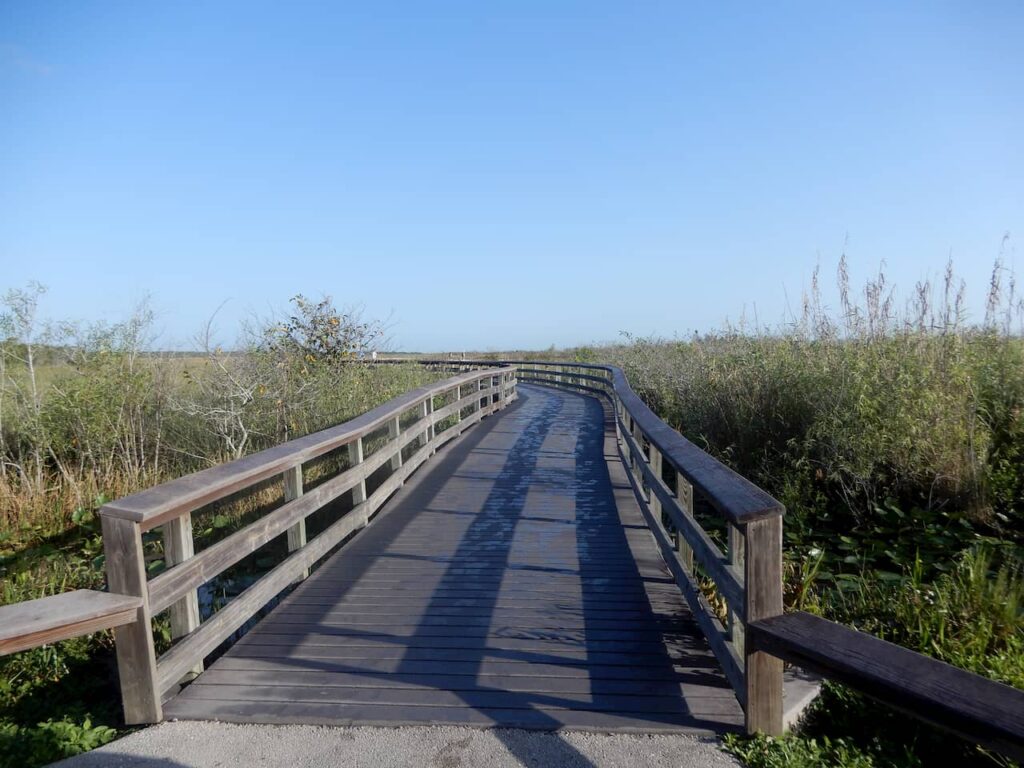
[284,464,307,581]
[743,513,784,736]
[102,514,162,724]
[164,513,202,680]
[455,384,462,425]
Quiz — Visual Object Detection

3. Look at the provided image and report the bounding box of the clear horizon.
[2,2,1022,351]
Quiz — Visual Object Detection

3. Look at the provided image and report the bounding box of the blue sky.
[1,2,1022,351]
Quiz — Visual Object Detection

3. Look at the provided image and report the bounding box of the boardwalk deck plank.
[164,385,743,733]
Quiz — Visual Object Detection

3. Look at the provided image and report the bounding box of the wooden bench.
[0,589,142,656]
[748,611,1024,761]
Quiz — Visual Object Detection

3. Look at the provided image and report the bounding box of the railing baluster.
[421,397,434,452]
[676,475,695,571]
[631,419,646,499]
[164,512,202,679]
[284,464,307,582]
[727,524,745,656]
[388,415,403,475]
[349,437,366,509]
[649,446,663,524]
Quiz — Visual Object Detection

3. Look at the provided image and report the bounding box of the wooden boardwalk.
[164,385,743,733]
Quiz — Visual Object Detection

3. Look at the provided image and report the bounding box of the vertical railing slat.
[164,512,202,680]
[388,415,403,474]
[284,464,307,581]
[676,475,695,571]
[349,436,367,516]
[727,524,746,655]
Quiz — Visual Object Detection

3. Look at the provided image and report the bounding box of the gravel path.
[51,722,742,768]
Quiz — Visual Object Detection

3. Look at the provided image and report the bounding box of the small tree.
[264,295,387,368]
[172,295,389,461]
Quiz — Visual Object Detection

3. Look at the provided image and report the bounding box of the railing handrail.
[100,368,504,532]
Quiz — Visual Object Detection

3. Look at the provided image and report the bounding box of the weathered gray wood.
[677,477,695,571]
[620,438,746,703]
[174,682,729,714]
[164,512,202,680]
[156,425,446,694]
[348,437,366,505]
[102,515,161,724]
[617,422,743,614]
[217,653,724,674]
[749,611,1024,761]
[420,398,433,451]
[516,368,610,385]
[743,515,784,736]
[284,464,307,582]
[165,385,741,733]
[195,668,729,697]
[728,525,745,656]
[387,415,402,473]
[483,362,785,525]
[100,368,506,530]
[148,424,421,615]
[0,590,141,656]
[517,376,610,401]
[649,445,663,523]
[158,507,366,694]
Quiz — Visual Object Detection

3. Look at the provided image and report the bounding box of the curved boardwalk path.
[164,385,743,733]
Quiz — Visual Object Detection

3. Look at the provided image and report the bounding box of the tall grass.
[607,258,1023,547]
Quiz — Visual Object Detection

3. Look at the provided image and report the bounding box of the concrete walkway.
[52,721,742,768]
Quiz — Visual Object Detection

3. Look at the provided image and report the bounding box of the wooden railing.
[97,366,515,724]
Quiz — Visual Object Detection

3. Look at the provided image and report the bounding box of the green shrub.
[0,718,118,768]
